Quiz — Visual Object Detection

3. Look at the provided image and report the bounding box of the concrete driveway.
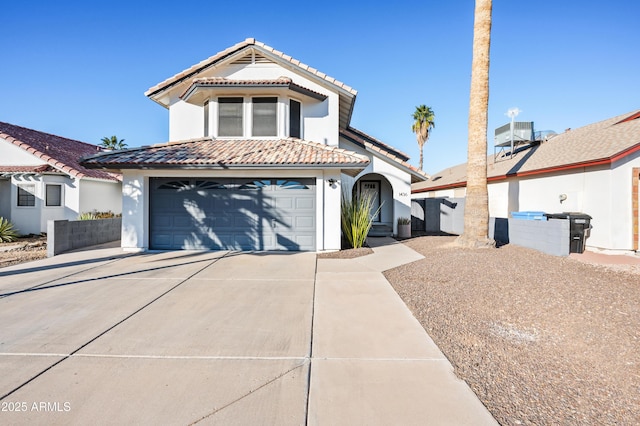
[0,242,496,425]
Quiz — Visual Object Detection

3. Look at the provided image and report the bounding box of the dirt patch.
[384,236,640,425]
[0,235,47,268]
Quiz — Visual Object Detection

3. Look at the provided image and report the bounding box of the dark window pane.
[219,97,243,137]
[17,185,35,207]
[46,185,62,206]
[204,100,209,137]
[252,97,277,137]
[290,100,301,138]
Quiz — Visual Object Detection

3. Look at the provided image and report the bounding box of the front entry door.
[360,180,381,222]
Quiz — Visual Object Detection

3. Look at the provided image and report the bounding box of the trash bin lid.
[545,213,569,219]
[562,212,592,220]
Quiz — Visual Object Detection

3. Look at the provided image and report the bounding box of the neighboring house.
[0,122,122,235]
[82,38,427,252]
[412,110,640,253]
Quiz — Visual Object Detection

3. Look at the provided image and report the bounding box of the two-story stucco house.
[82,38,427,252]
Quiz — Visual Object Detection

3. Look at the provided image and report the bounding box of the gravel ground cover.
[384,236,640,425]
[0,235,47,268]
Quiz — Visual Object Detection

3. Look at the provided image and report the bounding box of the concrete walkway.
[312,237,497,425]
[0,239,496,425]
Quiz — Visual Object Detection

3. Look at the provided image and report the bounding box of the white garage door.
[150,178,316,251]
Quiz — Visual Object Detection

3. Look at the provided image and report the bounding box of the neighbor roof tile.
[0,122,121,181]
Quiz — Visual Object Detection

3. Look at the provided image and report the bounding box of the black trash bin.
[545,212,592,253]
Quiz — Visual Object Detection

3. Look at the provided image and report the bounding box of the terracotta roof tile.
[340,127,429,183]
[145,38,357,98]
[0,165,63,174]
[413,109,640,193]
[0,122,121,181]
[180,77,327,101]
[81,138,370,170]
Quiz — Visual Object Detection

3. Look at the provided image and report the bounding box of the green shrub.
[0,217,19,242]
[77,210,121,220]
[341,189,382,249]
[397,217,411,225]
[77,212,97,221]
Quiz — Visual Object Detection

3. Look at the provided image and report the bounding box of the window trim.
[45,184,63,207]
[17,184,36,207]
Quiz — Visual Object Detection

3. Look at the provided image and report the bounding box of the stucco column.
[121,172,148,251]
[322,170,342,251]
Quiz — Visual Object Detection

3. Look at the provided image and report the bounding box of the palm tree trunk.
[419,145,424,170]
[457,0,495,249]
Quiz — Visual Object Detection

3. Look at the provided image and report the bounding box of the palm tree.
[99,135,127,150]
[456,0,495,249]
[411,105,435,171]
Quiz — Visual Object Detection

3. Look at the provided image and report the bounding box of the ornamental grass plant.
[341,189,381,249]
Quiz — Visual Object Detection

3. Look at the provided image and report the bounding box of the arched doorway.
[353,173,394,236]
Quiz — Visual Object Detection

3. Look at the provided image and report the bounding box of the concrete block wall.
[417,197,466,234]
[47,218,121,257]
[508,218,570,256]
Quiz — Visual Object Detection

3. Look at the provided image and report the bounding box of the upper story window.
[289,99,301,138]
[218,97,243,137]
[252,97,277,137]
[17,184,36,207]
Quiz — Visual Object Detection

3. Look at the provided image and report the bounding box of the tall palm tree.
[411,105,435,171]
[100,135,127,150]
[456,0,495,249]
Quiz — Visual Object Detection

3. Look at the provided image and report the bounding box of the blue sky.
[2,0,638,174]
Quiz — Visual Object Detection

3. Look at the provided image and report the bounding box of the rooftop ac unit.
[494,121,534,147]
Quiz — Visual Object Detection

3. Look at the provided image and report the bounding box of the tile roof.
[0,165,63,174]
[340,127,429,183]
[81,138,370,172]
[145,38,357,98]
[413,109,640,193]
[0,122,121,181]
[144,38,358,129]
[180,77,328,101]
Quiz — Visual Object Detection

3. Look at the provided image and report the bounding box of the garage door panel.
[150,177,315,251]
[295,198,314,210]
[295,216,314,229]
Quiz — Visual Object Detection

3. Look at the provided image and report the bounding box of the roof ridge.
[145,38,357,99]
[0,121,102,150]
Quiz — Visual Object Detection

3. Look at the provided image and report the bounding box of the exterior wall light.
[559,193,567,203]
[327,178,338,186]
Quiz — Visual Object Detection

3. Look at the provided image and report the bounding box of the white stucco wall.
[8,174,80,235]
[169,100,204,141]
[120,168,342,252]
[0,138,47,166]
[165,62,339,146]
[79,179,122,215]
[413,151,640,251]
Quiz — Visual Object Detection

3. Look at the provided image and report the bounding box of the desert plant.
[77,212,97,221]
[397,217,411,225]
[0,217,19,242]
[341,189,382,249]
